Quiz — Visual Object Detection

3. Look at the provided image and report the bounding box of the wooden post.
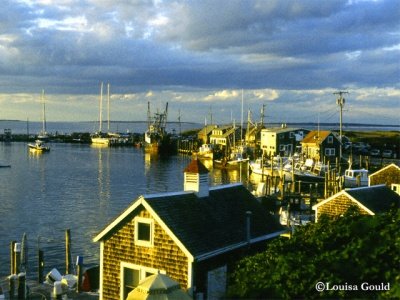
[10,241,16,274]
[76,256,83,293]
[9,274,17,300]
[17,272,26,300]
[38,249,44,284]
[66,229,71,275]
[14,243,21,275]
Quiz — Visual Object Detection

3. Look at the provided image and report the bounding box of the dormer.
[183,159,209,198]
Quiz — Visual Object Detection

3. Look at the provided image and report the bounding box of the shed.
[312,184,400,222]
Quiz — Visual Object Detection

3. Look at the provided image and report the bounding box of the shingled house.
[312,185,400,222]
[93,159,285,300]
[301,130,341,163]
[368,163,400,187]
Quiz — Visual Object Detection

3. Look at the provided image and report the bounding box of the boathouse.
[312,185,400,222]
[93,159,285,300]
[301,130,340,163]
[368,163,400,187]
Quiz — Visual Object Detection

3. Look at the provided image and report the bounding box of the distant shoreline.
[0,120,399,128]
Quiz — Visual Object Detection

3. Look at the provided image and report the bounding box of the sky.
[0,0,399,125]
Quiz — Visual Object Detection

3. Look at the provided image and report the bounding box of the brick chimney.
[183,158,209,198]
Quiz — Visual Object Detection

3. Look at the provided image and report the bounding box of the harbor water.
[0,141,250,278]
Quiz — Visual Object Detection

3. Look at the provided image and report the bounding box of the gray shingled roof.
[145,184,283,257]
[346,185,400,213]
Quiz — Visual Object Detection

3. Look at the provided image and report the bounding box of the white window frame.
[279,144,286,151]
[135,217,154,247]
[120,262,165,300]
[327,136,333,144]
[325,148,335,156]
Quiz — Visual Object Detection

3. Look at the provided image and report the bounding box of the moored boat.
[28,140,50,152]
[343,168,369,187]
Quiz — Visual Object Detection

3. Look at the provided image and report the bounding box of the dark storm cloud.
[0,0,398,123]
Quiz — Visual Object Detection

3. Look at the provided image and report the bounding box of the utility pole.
[334,91,348,173]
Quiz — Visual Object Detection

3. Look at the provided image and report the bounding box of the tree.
[228,207,400,299]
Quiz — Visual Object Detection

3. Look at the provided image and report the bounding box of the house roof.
[301,130,336,145]
[313,184,400,214]
[345,185,400,213]
[94,183,285,260]
[262,127,301,134]
[183,158,209,174]
[369,163,400,179]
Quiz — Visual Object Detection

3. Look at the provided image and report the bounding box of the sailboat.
[91,82,111,145]
[28,90,50,152]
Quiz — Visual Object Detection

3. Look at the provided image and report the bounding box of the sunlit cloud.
[253,89,279,101]
[204,90,239,101]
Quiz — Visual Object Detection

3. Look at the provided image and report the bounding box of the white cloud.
[204,90,239,101]
[253,89,279,101]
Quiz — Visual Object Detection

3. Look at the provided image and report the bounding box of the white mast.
[107,83,110,132]
[41,89,46,136]
[99,82,103,132]
[241,89,244,144]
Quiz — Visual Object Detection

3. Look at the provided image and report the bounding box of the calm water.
[0,142,250,277]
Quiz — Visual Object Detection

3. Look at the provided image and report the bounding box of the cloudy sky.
[0,0,399,126]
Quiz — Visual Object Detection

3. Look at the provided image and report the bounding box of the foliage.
[228,207,400,299]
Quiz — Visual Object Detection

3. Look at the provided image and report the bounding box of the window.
[325,148,335,156]
[328,136,333,144]
[121,263,165,300]
[279,144,286,151]
[135,217,154,247]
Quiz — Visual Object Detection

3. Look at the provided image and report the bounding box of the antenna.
[333,90,348,173]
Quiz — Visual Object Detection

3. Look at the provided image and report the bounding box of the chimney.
[246,211,252,244]
[183,159,209,198]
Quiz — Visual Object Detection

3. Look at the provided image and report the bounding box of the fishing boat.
[91,82,110,146]
[213,148,249,170]
[28,139,50,152]
[343,168,369,187]
[193,144,214,159]
[144,102,175,154]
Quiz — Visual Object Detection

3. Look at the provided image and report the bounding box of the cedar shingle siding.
[369,164,400,187]
[102,208,188,299]
[316,194,370,219]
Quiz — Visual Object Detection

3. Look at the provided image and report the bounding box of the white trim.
[369,163,400,185]
[141,200,194,261]
[134,217,154,247]
[120,262,166,300]
[187,258,194,296]
[99,241,104,300]
[196,230,287,261]
[312,189,375,222]
[209,183,243,191]
[93,196,194,261]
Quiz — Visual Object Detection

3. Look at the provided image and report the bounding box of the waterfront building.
[301,130,341,163]
[312,185,400,222]
[260,126,309,157]
[197,124,216,144]
[368,163,400,187]
[93,159,285,300]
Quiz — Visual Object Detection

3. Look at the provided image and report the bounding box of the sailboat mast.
[99,82,103,132]
[241,89,244,145]
[42,89,46,135]
[107,83,110,132]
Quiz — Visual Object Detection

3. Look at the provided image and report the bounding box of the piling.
[38,249,44,284]
[13,243,21,275]
[66,229,72,274]
[76,256,83,293]
[17,273,26,299]
[10,241,16,275]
